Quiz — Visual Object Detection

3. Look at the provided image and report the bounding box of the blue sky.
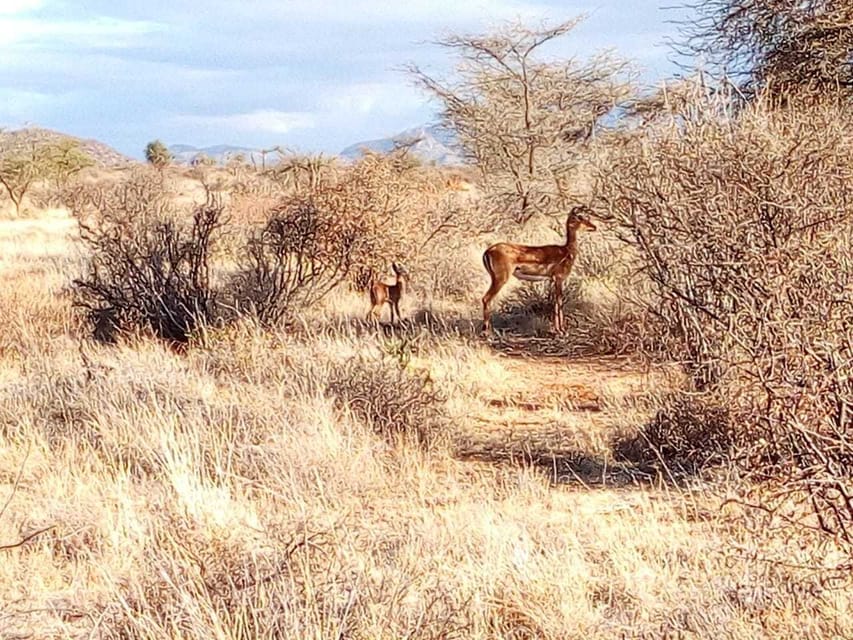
[0,1,688,158]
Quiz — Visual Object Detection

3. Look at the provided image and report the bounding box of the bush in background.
[229,198,367,326]
[0,138,93,215]
[73,173,224,345]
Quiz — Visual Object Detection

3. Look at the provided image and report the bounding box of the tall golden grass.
[1,185,851,637]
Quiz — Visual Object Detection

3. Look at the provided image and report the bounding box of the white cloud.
[322,81,425,116]
[174,110,317,134]
[0,0,45,15]
[0,15,163,49]
[0,0,679,155]
[220,0,559,25]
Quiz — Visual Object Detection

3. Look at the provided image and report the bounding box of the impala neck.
[564,224,578,250]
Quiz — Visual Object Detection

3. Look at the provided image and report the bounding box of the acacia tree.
[0,140,92,215]
[265,151,337,195]
[409,18,633,225]
[678,0,853,95]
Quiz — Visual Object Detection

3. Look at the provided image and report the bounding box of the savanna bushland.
[2,4,853,638]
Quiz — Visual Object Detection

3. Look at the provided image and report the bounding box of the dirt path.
[453,346,662,485]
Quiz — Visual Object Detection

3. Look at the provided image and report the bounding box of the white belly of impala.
[513,267,551,282]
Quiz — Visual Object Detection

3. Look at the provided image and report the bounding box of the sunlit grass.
[0,204,849,639]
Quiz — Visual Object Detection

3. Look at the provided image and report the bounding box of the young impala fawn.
[366,263,409,324]
[481,206,597,333]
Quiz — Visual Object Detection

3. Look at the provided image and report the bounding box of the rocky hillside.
[169,143,271,167]
[340,124,465,165]
[168,124,467,167]
[0,127,134,168]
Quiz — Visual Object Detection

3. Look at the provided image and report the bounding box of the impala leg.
[393,300,402,325]
[553,277,564,333]
[482,274,509,334]
[367,293,383,322]
[367,285,380,323]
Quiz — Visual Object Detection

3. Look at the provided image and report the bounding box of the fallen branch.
[0,525,55,552]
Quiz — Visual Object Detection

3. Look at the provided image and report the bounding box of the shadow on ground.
[296,301,715,491]
[352,307,622,360]
[454,441,657,488]
[454,396,728,490]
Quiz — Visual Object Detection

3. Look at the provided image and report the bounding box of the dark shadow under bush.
[614,394,733,476]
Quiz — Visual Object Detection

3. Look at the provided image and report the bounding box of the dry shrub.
[596,87,853,563]
[229,199,368,326]
[173,149,487,309]
[63,166,170,221]
[327,355,447,447]
[420,252,480,301]
[227,167,288,225]
[69,165,379,339]
[69,173,218,345]
[678,0,853,96]
[71,170,224,344]
[228,189,279,226]
[263,151,338,195]
[299,150,486,291]
[67,150,487,345]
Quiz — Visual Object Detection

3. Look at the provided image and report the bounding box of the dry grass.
[0,206,850,639]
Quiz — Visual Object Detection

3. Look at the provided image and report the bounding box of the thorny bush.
[327,354,447,447]
[230,198,367,326]
[596,87,853,566]
[72,171,222,345]
[75,206,223,345]
[306,150,484,291]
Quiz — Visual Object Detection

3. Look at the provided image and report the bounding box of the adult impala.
[481,206,597,333]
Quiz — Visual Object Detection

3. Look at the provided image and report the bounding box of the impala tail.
[482,248,494,276]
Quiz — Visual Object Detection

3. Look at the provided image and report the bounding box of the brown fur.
[481,207,596,333]
[366,263,409,324]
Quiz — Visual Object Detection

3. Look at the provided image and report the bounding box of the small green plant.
[144,139,172,171]
[380,334,414,369]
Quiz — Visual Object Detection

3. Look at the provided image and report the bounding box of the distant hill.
[169,124,467,167]
[340,124,465,165]
[169,143,274,167]
[0,127,134,168]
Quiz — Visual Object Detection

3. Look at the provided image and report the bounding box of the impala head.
[391,262,409,280]
[566,206,597,232]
